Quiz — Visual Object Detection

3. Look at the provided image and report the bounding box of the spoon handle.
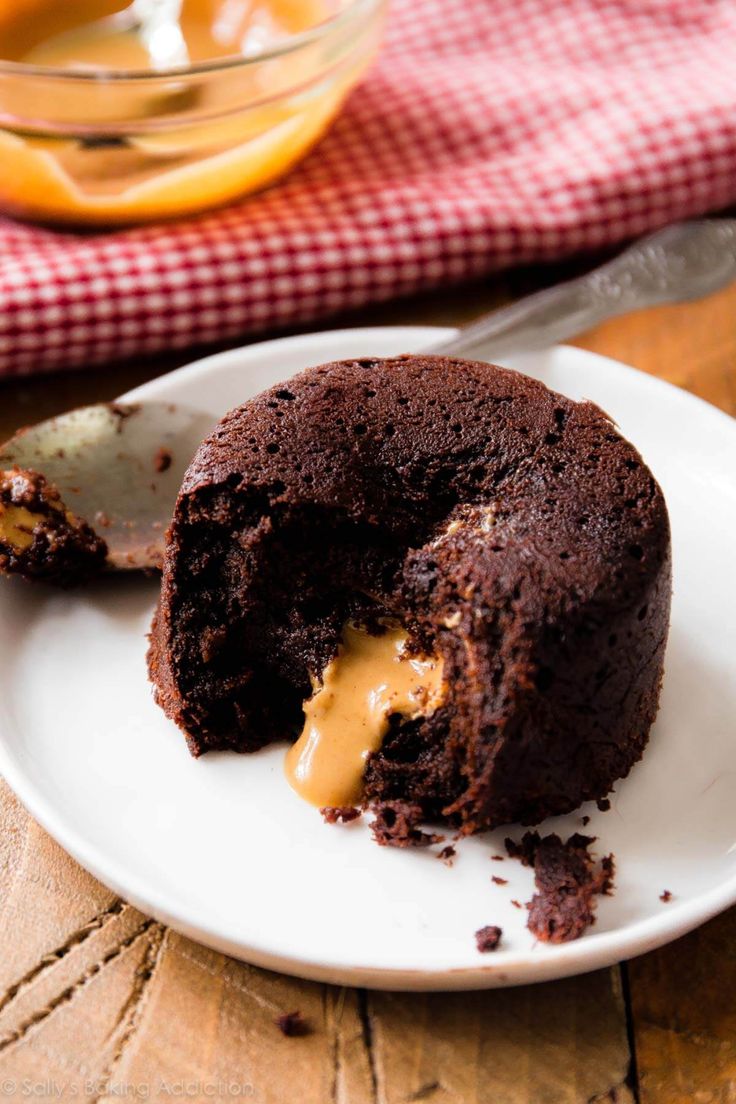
[429,219,736,360]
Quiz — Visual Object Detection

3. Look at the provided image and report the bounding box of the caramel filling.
[0,473,83,554]
[285,624,445,808]
[0,503,42,551]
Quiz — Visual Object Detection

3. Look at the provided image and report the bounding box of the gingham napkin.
[2,0,736,377]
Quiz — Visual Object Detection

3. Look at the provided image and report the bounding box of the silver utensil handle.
[428,219,736,359]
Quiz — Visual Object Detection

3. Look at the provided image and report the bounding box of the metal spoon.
[0,403,215,573]
[1,217,734,581]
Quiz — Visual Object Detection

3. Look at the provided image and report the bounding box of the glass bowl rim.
[0,0,380,82]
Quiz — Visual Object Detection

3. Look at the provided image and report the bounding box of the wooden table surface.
[0,269,734,1103]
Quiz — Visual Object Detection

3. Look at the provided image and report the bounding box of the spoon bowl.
[0,402,215,571]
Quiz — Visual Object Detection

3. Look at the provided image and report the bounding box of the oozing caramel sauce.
[285,624,445,808]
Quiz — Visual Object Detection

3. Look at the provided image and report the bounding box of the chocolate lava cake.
[148,355,671,833]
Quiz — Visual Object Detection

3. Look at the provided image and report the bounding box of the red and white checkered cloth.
[2,0,736,377]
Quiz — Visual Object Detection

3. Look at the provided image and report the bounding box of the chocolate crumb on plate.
[491,875,508,886]
[505,833,541,868]
[370,801,443,849]
[320,805,362,824]
[660,889,673,903]
[596,797,612,812]
[475,925,502,952]
[490,854,505,862]
[275,1010,309,1037]
[437,845,456,865]
[599,853,616,896]
[511,900,523,909]
[506,831,616,944]
[580,815,591,827]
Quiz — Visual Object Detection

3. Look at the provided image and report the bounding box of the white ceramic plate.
[1,327,735,991]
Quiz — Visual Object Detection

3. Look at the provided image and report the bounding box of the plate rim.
[1,325,735,991]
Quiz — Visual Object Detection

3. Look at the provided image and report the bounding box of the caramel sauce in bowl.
[0,0,385,225]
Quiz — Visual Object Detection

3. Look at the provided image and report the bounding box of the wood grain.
[628,909,736,1104]
[571,280,736,416]
[0,266,734,1102]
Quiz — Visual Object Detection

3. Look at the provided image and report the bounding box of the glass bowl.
[0,0,385,226]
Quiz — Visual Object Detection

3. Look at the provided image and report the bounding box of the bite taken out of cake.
[147,354,671,835]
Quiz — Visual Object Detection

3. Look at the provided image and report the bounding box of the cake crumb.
[505,833,546,868]
[505,831,615,943]
[599,854,616,896]
[437,845,456,865]
[108,401,140,428]
[153,447,173,473]
[660,889,673,903]
[321,806,362,824]
[275,1011,309,1037]
[370,801,443,849]
[490,854,505,862]
[475,925,502,952]
[580,815,591,827]
[511,900,523,909]
[596,797,611,812]
[491,875,508,886]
